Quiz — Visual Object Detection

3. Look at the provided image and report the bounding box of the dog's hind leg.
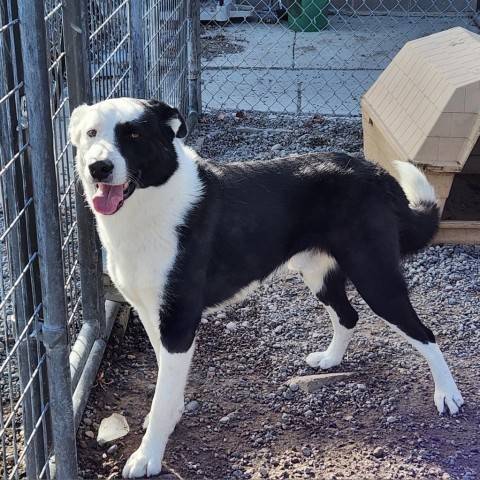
[342,254,463,415]
[291,252,358,370]
[305,269,359,369]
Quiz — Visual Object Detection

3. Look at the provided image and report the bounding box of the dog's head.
[70,98,187,215]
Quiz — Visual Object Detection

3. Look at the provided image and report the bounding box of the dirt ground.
[77,273,479,480]
[76,113,479,480]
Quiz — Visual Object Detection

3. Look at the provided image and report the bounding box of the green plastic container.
[288,0,329,32]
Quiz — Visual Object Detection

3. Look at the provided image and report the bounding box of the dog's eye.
[130,132,140,139]
[87,129,97,138]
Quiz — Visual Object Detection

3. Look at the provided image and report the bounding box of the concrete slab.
[202,68,376,115]
[202,69,299,113]
[202,23,295,69]
[200,13,479,115]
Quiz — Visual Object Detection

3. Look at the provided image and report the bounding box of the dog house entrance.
[442,149,480,222]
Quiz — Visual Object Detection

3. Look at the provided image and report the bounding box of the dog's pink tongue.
[92,184,124,215]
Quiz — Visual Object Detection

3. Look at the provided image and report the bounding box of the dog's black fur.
[73,99,463,477]
[116,104,440,354]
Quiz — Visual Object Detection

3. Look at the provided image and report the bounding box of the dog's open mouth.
[92,181,136,215]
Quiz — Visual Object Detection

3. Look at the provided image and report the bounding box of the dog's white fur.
[71,99,203,477]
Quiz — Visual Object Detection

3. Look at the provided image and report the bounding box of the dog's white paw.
[306,351,341,370]
[434,387,464,415]
[143,412,150,430]
[122,442,162,478]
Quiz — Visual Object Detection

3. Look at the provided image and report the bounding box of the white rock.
[97,413,129,446]
[226,321,237,332]
[186,400,199,412]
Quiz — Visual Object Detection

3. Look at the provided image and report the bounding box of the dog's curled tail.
[393,160,440,255]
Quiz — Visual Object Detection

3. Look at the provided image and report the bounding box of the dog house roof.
[361,27,480,172]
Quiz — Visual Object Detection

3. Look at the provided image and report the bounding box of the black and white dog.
[70,98,464,478]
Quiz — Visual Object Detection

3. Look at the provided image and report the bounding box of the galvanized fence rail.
[199,0,479,116]
[0,1,197,478]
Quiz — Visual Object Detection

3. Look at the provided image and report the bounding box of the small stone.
[0,341,5,353]
[186,400,199,412]
[373,447,385,458]
[226,322,237,332]
[147,383,156,394]
[200,318,208,325]
[127,354,136,360]
[107,444,118,454]
[386,416,397,424]
[274,325,283,334]
[259,467,269,478]
[85,430,95,439]
[301,447,311,457]
[288,373,353,393]
[289,382,299,392]
[220,416,230,423]
[83,417,92,426]
[271,144,282,151]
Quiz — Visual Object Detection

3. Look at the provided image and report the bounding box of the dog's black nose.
[89,160,114,181]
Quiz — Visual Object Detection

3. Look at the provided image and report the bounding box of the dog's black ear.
[145,99,187,138]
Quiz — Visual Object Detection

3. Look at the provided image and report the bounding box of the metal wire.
[0,0,49,476]
[89,0,131,101]
[142,0,190,112]
[199,0,478,116]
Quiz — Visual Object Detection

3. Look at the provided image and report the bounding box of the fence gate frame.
[1,1,201,478]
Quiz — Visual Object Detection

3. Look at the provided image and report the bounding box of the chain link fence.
[0,1,197,478]
[2,0,476,478]
[199,0,479,115]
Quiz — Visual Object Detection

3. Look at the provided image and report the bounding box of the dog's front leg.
[122,340,194,478]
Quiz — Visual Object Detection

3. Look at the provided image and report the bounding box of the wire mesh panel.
[199,0,479,115]
[1,0,199,477]
[0,1,51,478]
[143,0,190,112]
[43,0,84,350]
[89,0,131,101]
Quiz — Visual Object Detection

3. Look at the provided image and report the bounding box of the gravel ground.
[77,111,480,480]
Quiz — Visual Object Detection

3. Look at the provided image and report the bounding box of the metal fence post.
[16,1,78,479]
[187,0,202,131]
[62,0,106,393]
[130,0,145,99]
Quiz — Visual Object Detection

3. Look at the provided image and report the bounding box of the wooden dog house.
[362,27,480,244]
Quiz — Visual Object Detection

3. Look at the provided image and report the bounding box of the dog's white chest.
[100,221,179,314]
